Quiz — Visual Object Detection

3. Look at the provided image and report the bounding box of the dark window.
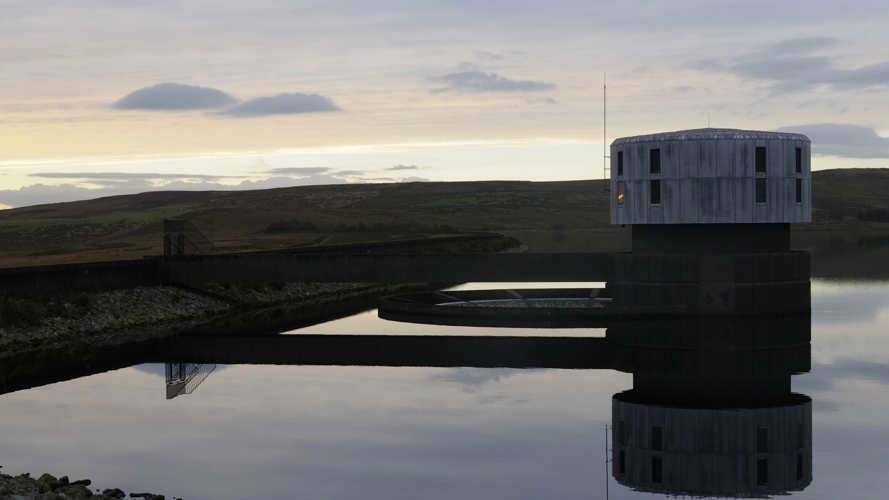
[797,453,804,480]
[757,426,768,453]
[798,422,804,448]
[650,149,661,174]
[796,147,802,173]
[651,425,663,451]
[756,147,767,173]
[619,450,625,474]
[757,458,769,485]
[651,456,663,483]
[617,181,625,206]
[650,180,661,205]
[756,178,767,204]
[617,151,624,176]
[796,179,802,204]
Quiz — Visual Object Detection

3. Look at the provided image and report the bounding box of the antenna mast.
[603,72,609,193]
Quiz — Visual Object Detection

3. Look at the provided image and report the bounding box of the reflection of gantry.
[165,362,217,399]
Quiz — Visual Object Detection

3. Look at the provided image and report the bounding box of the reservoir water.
[2,249,889,498]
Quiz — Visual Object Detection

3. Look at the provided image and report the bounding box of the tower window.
[756,147,767,173]
[619,450,625,474]
[797,453,804,480]
[796,147,802,173]
[617,151,624,176]
[796,179,802,204]
[619,420,626,445]
[651,425,663,451]
[755,178,767,204]
[617,181,625,205]
[650,180,661,205]
[650,149,661,174]
[651,456,663,483]
[757,426,768,453]
[757,458,769,485]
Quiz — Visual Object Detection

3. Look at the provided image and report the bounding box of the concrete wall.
[161,253,615,284]
[610,251,811,315]
[611,130,811,225]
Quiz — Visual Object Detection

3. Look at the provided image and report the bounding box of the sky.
[2,0,889,208]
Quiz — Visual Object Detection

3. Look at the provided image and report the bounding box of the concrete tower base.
[611,224,810,316]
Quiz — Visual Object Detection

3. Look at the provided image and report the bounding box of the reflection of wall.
[612,394,812,497]
[608,316,813,497]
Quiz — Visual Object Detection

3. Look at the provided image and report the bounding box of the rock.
[70,480,92,487]
[6,495,31,500]
[59,476,70,484]
[57,484,94,499]
[38,474,58,484]
[101,488,126,499]
[130,493,164,500]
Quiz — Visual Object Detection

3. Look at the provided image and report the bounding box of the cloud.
[526,97,557,105]
[688,37,889,95]
[114,83,237,110]
[429,71,555,93]
[775,123,889,158]
[399,176,429,182]
[221,93,340,117]
[475,51,505,61]
[0,175,349,208]
[266,167,332,175]
[765,37,840,56]
[31,172,233,181]
[387,165,418,171]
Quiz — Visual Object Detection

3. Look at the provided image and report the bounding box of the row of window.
[616,178,803,206]
[615,147,803,177]
[617,424,807,485]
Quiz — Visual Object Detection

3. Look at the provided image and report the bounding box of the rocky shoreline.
[0,470,170,500]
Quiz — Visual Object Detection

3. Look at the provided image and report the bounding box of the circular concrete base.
[378,288,620,328]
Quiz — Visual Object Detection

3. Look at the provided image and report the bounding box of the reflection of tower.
[609,318,812,497]
[166,362,217,399]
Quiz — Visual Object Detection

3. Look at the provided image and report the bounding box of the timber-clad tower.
[608,128,812,315]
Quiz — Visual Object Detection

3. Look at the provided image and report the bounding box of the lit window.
[650,179,661,205]
[617,181,625,205]
[756,178,767,204]
[650,149,661,174]
[617,151,624,176]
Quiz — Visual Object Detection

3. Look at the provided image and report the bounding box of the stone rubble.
[0,471,171,500]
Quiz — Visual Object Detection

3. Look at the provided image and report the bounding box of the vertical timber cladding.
[612,395,813,496]
[608,129,812,315]
[609,129,811,225]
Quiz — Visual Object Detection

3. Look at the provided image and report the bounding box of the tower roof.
[612,128,810,145]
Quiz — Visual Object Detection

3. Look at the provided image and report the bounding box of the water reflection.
[609,318,812,497]
[165,363,216,399]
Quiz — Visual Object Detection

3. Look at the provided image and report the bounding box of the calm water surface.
[2,279,888,499]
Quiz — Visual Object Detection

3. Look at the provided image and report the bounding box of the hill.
[0,169,887,267]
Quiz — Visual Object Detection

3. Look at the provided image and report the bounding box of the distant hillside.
[0,169,886,266]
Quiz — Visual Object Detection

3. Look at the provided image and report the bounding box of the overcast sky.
[2,1,889,207]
